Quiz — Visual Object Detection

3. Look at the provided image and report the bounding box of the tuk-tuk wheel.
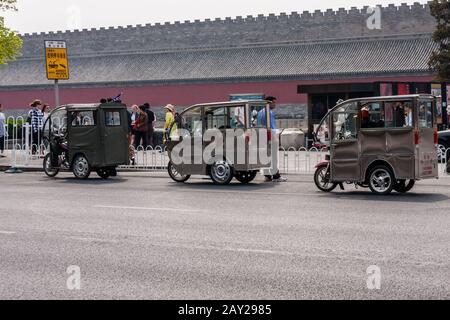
[167,161,191,183]
[394,180,415,193]
[234,171,258,184]
[43,154,60,178]
[72,155,91,179]
[96,168,112,179]
[210,160,234,185]
[368,166,395,195]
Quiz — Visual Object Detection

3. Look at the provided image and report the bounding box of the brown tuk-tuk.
[314,95,439,195]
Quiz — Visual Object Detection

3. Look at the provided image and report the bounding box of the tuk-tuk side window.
[418,101,433,128]
[332,102,358,141]
[205,107,229,130]
[384,101,413,128]
[71,111,96,127]
[250,105,268,128]
[231,106,245,129]
[183,107,203,137]
[105,111,121,126]
[361,102,384,128]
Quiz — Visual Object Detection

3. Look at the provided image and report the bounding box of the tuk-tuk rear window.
[105,111,121,126]
[70,111,97,127]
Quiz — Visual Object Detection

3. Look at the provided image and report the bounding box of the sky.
[2,0,429,34]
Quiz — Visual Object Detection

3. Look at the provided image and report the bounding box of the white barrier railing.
[1,116,449,176]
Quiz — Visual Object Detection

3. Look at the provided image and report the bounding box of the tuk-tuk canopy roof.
[329,94,435,113]
[181,100,268,115]
[51,103,127,114]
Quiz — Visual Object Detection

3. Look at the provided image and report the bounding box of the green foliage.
[0,0,22,65]
[429,0,450,82]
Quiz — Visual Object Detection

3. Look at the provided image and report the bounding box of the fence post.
[5,119,23,174]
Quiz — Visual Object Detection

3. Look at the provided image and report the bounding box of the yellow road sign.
[45,40,69,80]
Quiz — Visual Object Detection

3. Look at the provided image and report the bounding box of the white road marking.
[94,205,200,213]
[0,231,16,235]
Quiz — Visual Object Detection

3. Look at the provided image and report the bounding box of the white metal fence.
[1,117,450,176]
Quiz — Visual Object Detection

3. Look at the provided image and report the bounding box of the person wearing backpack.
[163,104,177,144]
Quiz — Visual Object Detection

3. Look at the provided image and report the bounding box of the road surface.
[0,172,449,299]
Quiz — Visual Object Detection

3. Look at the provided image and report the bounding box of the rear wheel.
[72,155,91,179]
[167,161,190,183]
[394,180,415,193]
[96,168,112,179]
[314,166,337,192]
[368,166,395,195]
[210,160,234,185]
[43,154,60,177]
[234,171,258,184]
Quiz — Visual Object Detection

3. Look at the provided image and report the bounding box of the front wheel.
[314,166,337,192]
[234,171,258,184]
[368,166,395,195]
[210,160,234,185]
[43,154,60,178]
[72,155,91,180]
[394,180,415,193]
[167,161,191,183]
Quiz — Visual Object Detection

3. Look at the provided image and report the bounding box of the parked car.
[438,130,450,162]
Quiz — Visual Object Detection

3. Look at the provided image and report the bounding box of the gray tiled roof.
[0,35,437,88]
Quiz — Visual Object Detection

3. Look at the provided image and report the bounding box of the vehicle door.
[416,99,438,178]
[330,101,360,182]
[102,108,129,166]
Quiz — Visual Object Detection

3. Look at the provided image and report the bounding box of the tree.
[0,0,22,65]
[429,0,450,82]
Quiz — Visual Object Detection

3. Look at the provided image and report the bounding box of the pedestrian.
[143,103,156,148]
[124,107,135,165]
[163,104,177,144]
[133,105,149,149]
[0,103,6,158]
[257,96,287,182]
[27,99,44,155]
[41,103,51,124]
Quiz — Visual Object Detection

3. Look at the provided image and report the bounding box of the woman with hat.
[27,99,44,155]
[163,104,177,144]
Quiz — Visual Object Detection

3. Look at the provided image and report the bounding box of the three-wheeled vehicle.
[314,95,439,195]
[166,100,274,185]
[42,103,129,179]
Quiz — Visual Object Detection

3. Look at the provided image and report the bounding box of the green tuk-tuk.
[42,103,129,179]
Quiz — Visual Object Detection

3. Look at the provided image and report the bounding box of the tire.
[394,180,415,193]
[167,161,191,183]
[72,154,91,179]
[96,168,112,179]
[314,166,337,192]
[368,165,395,195]
[210,160,234,185]
[234,171,258,184]
[43,153,60,178]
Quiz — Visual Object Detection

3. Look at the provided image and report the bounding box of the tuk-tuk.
[314,95,439,195]
[166,100,273,185]
[42,103,129,179]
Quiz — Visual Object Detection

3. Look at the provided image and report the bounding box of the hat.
[164,104,175,113]
[30,99,42,107]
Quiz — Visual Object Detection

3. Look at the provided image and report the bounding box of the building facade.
[0,2,439,133]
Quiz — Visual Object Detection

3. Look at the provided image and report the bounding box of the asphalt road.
[0,172,449,300]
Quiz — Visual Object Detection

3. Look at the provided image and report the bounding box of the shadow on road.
[43,176,128,185]
[168,180,276,191]
[318,191,450,203]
